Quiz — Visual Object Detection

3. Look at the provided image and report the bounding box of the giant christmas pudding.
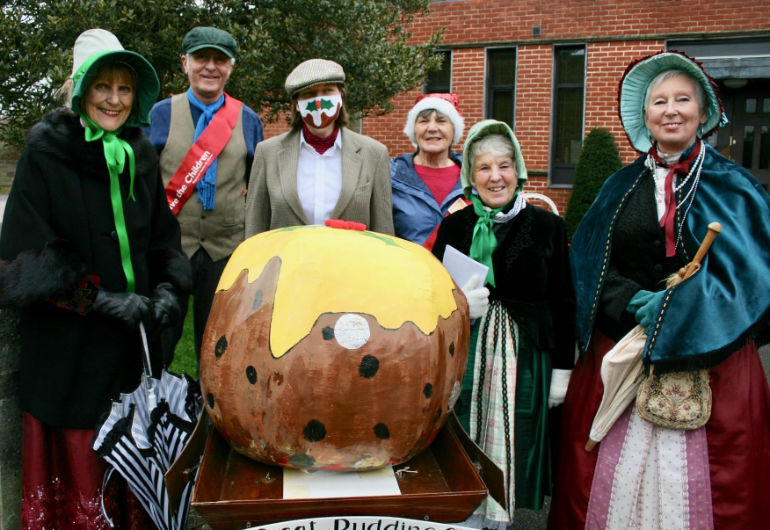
[199,224,470,472]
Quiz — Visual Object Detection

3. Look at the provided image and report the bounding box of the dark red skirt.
[548,333,770,529]
[21,413,155,529]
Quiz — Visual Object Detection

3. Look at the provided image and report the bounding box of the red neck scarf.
[302,123,339,154]
[649,141,701,257]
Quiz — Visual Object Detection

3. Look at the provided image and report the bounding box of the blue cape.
[571,144,770,368]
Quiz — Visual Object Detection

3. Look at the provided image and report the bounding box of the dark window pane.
[743,125,755,168]
[426,51,451,93]
[485,47,516,126]
[746,98,757,113]
[551,44,586,185]
[763,98,770,113]
[760,125,769,170]
[554,88,584,164]
[491,91,513,124]
[489,50,517,86]
[557,47,585,84]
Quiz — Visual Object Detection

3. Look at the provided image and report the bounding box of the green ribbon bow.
[469,192,518,288]
[82,113,137,292]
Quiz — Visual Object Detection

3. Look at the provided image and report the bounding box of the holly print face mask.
[298,94,342,129]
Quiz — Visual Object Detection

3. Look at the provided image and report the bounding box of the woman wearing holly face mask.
[245,58,394,236]
[0,29,190,527]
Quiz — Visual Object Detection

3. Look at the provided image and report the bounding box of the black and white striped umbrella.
[92,323,201,530]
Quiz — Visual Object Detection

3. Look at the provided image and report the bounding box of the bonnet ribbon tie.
[650,142,701,257]
[187,88,225,210]
[82,114,137,292]
[469,193,517,287]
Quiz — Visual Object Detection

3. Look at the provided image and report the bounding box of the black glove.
[150,282,181,333]
[92,289,152,329]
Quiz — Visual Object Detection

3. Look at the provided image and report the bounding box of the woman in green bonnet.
[432,119,575,529]
[0,29,190,527]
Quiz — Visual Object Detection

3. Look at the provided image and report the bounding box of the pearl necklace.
[645,140,706,251]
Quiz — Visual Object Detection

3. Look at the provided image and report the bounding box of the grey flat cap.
[285,58,345,96]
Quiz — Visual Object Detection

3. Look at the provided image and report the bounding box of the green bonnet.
[460,119,528,200]
[618,50,728,153]
[70,29,159,128]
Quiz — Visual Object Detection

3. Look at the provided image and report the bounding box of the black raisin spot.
[373,423,390,439]
[303,419,327,442]
[289,454,316,468]
[449,342,455,356]
[423,383,433,398]
[322,326,334,340]
[246,365,257,384]
[215,336,228,358]
[206,393,215,409]
[359,355,379,378]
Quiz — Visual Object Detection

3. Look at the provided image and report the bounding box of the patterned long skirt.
[460,301,551,529]
[548,332,770,529]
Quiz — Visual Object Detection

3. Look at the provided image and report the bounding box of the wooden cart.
[190,418,489,530]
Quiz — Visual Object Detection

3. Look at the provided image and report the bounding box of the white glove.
[548,368,572,408]
[461,275,489,320]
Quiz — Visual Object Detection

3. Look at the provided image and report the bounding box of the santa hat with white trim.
[403,93,464,148]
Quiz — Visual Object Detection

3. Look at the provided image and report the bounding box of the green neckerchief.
[469,192,518,287]
[81,113,137,292]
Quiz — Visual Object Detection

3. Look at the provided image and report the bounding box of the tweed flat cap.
[285,58,345,96]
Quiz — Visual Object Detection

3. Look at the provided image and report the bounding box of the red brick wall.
[259,1,770,215]
[360,0,770,214]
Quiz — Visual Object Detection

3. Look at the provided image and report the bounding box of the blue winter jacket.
[390,152,463,246]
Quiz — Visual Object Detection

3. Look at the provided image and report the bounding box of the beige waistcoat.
[159,93,247,262]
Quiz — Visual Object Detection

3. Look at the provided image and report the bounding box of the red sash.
[165,94,244,214]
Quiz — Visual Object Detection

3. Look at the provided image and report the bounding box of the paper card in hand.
[442,244,489,289]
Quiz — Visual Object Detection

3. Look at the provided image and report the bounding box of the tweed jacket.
[245,128,394,236]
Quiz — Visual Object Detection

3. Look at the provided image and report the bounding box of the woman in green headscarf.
[432,119,575,529]
[0,29,190,528]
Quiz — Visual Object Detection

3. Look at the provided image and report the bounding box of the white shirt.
[297,131,343,225]
[652,149,682,222]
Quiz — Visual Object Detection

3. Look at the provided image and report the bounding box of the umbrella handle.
[679,222,722,280]
[139,322,158,410]
[139,322,152,378]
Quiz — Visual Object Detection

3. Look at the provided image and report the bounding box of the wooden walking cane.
[676,222,722,281]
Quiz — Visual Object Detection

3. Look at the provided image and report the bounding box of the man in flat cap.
[245,58,394,236]
[146,26,263,360]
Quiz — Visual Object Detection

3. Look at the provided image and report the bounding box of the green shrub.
[564,128,622,240]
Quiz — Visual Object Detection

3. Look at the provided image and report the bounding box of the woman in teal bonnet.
[549,51,770,529]
[0,29,190,528]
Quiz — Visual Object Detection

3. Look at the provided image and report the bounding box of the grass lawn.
[168,307,197,380]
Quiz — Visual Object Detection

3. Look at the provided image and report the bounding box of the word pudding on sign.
[249,516,474,530]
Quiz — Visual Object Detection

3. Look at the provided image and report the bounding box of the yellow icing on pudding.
[217,226,458,358]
